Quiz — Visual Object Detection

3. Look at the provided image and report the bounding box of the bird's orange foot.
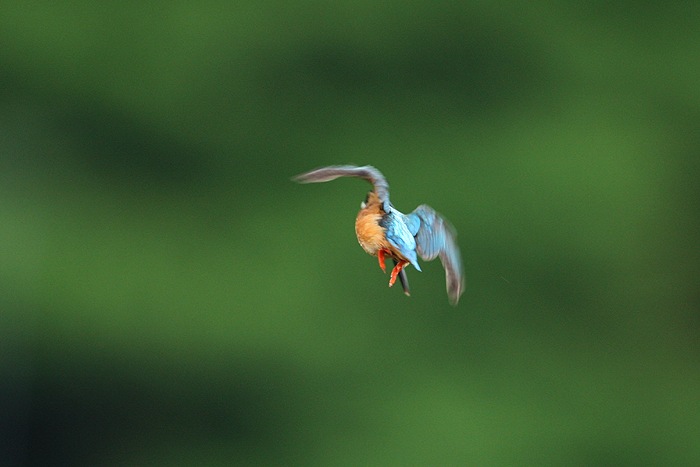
[377,249,387,273]
[388,260,408,287]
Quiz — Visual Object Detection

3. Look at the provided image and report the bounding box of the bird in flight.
[294,165,464,305]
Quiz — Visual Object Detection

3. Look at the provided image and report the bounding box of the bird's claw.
[388,260,408,287]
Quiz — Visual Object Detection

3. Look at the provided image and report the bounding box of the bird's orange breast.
[355,204,389,256]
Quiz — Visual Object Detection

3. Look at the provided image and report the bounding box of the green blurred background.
[2,2,699,465]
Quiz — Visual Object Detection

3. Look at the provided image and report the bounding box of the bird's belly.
[355,211,388,256]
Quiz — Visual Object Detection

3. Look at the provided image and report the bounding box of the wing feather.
[293,165,390,206]
[381,212,421,271]
[408,205,464,305]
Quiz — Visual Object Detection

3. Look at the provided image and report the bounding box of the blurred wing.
[293,165,390,204]
[407,205,464,305]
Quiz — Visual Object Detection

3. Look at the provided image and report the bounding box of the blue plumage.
[380,211,421,271]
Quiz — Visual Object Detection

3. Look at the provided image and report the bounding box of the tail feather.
[394,259,410,296]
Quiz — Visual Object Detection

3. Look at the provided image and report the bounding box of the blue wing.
[406,205,464,305]
[381,211,421,271]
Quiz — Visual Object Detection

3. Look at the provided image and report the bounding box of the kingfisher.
[294,165,464,305]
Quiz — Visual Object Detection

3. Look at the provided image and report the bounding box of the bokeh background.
[2,2,699,465]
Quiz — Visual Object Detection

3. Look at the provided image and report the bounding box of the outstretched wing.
[293,165,391,206]
[406,205,464,305]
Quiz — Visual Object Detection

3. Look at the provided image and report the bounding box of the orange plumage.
[354,192,390,256]
[354,192,413,287]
